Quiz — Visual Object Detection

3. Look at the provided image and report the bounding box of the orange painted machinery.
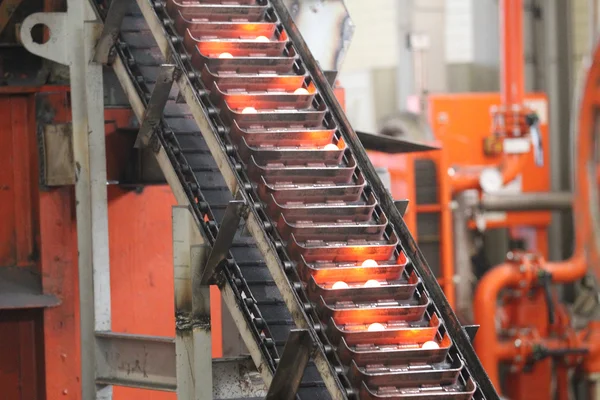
[371,0,596,398]
[472,12,600,400]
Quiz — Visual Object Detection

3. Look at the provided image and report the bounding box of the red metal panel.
[40,187,81,400]
[0,96,16,266]
[11,96,35,267]
[0,310,44,400]
[35,91,82,400]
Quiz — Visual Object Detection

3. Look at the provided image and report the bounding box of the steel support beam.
[172,206,212,400]
[93,0,130,64]
[95,332,267,397]
[452,190,478,323]
[21,3,112,399]
[201,199,247,285]
[266,329,314,400]
[81,2,280,395]
[135,64,178,148]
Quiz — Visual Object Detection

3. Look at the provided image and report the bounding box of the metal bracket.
[200,199,248,285]
[134,64,178,148]
[394,199,409,217]
[463,324,479,343]
[38,123,76,186]
[93,0,130,64]
[265,329,314,400]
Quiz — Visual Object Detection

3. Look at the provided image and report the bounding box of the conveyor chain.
[94,0,500,398]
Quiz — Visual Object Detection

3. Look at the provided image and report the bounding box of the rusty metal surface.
[39,123,75,186]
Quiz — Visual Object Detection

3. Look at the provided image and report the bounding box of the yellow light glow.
[331,281,349,289]
[421,341,440,350]
[361,259,378,268]
[367,323,385,332]
[323,144,339,151]
[294,88,309,95]
[255,35,270,42]
[242,107,257,114]
[364,279,381,288]
[219,52,233,59]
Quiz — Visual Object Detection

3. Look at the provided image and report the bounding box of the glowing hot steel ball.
[323,144,339,150]
[218,52,233,59]
[331,281,349,290]
[367,323,385,332]
[241,107,257,114]
[294,88,310,95]
[361,259,378,268]
[364,279,381,288]
[255,35,270,42]
[421,341,440,350]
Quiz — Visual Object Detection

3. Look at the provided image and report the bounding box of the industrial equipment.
[9,0,506,398]
[469,33,600,400]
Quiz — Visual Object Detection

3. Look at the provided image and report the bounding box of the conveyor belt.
[97,0,500,398]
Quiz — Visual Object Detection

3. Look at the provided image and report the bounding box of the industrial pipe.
[473,263,522,389]
[501,0,524,106]
[480,191,573,211]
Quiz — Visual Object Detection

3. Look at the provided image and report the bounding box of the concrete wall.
[338,0,446,131]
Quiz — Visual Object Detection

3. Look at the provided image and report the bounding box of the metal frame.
[265,329,314,400]
[201,198,247,285]
[271,1,499,397]
[21,2,273,399]
[20,0,498,398]
[21,2,112,399]
[95,331,266,396]
[93,0,130,64]
[172,206,211,399]
[131,1,349,398]
[135,64,178,148]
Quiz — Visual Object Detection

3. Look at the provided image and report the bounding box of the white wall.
[445,0,474,63]
[341,0,400,72]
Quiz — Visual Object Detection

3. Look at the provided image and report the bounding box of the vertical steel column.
[452,190,478,323]
[20,2,112,398]
[172,206,212,400]
[544,0,573,262]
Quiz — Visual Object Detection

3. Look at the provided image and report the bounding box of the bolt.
[514,339,522,348]
[515,355,522,363]
[519,281,527,288]
[507,251,514,261]
[63,389,68,395]
[61,353,67,361]
[519,264,526,273]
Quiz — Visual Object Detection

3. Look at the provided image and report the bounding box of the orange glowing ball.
[323,143,339,150]
[421,341,440,350]
[255,35,270,42]
[218,52,233,59]
[361,259,378,268]
[367,323,385,332]
[294,88,310,95]
[364,279,381,288]
[241,107,257,114]
[331,281,349,289]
